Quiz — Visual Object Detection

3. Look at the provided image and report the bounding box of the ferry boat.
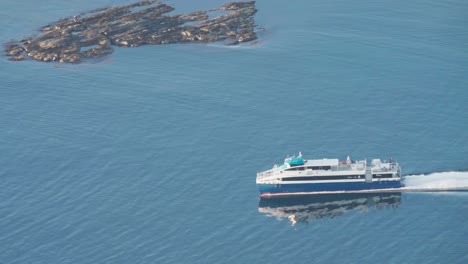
[256,153,402,196]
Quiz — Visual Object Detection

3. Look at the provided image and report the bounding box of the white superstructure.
[256,153,402,195]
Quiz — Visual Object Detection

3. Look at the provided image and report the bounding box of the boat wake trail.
[402,171,468,191]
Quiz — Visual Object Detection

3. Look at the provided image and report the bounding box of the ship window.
[306,166,331,170]
[372,174,394,179]
[283,175,364,181]
[285,167,305,171]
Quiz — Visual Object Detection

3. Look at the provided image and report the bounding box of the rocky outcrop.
[4,0,258,63]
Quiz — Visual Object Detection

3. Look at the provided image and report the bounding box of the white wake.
[403,171,468,191]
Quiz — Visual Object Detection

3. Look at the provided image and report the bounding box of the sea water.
[0,0,467,263]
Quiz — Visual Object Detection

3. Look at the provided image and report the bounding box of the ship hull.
[258,180,402,195]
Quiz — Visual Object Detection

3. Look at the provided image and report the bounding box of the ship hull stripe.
[258,181,402,194]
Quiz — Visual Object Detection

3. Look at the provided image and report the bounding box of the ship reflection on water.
[258,192,401,225]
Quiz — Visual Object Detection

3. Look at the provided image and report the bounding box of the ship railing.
[334,163,366,171]
[372,166,399,173]
[257,169,275,179]
[371,163,401,178]
[334,165,352,171]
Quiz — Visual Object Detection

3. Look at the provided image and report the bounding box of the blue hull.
[258,181,402,195]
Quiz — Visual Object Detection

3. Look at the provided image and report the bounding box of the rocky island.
[4,0,258,63]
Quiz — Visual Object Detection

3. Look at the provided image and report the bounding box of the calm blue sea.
[1,0,467,263]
